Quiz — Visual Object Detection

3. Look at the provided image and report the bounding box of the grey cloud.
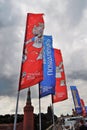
[66,48,87,82]
[0,74,31,100]
[70,49,87,70]
[0,0,24,28]
[0,25,24,77]
[66,0,87,26]
[0,74,18,97]
[30,86,39,98]
[68,70,87,81]
[0,1,24,99]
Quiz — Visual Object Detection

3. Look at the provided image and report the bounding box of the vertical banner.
[70,86,82,114]
[85,106,87,115]
[52,49,68,103]
[80,99,86,117]
[19,13,44,90]
[40,35,56,98]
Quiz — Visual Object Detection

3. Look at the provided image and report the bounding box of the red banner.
[19,13,44,90]
[52,49,68,103]
[80,99,86,117]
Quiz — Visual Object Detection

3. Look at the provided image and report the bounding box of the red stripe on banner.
[52,49,68,103]
[19,13,44,90]
[80,99,86,117]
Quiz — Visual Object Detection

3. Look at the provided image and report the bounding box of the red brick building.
[0,88,34,130]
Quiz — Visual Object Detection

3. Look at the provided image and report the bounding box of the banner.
[85,106,87,115]
[19,13,44,90]
[80,99,86,117]
[70,86,82,114]
[40,35,56,98]
[52,49,68,103]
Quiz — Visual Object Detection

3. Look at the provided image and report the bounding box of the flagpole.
[51,95,55,130]
[13,13,28,130]
[13,91,20,130]
[39,83,41,130]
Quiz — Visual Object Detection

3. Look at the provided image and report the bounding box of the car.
[62,116,83,130]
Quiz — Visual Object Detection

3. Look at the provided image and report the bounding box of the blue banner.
[70,86,82,114]
[40,35,56,98]
[85,106,87,115]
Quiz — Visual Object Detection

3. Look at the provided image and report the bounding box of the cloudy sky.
[0,0,87,117]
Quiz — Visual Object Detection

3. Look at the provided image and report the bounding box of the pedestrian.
[79,119,87,130]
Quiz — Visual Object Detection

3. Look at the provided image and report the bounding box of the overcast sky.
[0,0,87,116]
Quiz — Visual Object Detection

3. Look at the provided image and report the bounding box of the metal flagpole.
[51,95,55,130]
[13,91,20,130]
[39,83,41,130]
[13,13,27,130]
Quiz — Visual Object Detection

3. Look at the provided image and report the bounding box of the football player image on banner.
[70,86,82,114]
[52,49,68,103]
[19,13,44,90]
[40,35,56,98]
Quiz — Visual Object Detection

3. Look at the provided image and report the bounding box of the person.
[79,119,87,130]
